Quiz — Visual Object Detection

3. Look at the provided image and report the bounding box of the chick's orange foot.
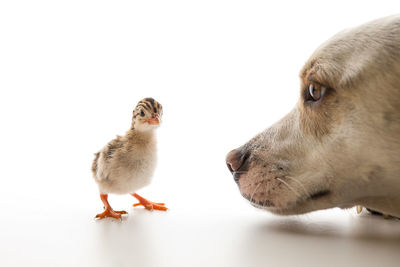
[95,193,128,220]
[95,209,127,220]
[132,193,168,211]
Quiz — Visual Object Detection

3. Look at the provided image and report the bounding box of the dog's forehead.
[300,15,400,89]
[299,38,353,90]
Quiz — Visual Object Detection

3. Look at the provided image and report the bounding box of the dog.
[226,15,400,218]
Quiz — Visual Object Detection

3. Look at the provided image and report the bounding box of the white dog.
[226,15,400,218]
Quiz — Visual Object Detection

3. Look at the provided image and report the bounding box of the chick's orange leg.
[95,194,127,219]
[131,193,167,211]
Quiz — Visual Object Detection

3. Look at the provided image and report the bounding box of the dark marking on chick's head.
[144,97,155,106]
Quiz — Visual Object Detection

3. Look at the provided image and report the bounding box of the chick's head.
[132,98,163,132]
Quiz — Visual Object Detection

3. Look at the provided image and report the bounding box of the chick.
[92,97,167,219]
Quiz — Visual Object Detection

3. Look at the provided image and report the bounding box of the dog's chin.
[241,187,335,216]
[262,195,333,216]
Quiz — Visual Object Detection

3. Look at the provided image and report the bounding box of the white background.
[1,1,399,267]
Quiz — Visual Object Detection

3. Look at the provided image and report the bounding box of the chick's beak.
[145,114,160,125]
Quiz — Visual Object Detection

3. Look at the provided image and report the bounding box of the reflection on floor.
[1,204,399,267]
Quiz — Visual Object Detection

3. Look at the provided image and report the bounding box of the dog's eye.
[309,84,320,100]
[307,84,327,102]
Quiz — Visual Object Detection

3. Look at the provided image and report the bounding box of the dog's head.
[226,16,400,217]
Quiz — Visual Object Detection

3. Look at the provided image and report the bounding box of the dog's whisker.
[284,175,320,211]
[262,183,270,207]
[240,180,266,190]
[250,183,262,203]
[285,176,311,198]
[276,178,302,198]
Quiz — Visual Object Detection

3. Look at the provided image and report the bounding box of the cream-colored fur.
[229,15,400,218]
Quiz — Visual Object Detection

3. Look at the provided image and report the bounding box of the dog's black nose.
[226,148,249,182]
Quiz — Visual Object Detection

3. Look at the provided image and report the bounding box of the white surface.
[1,1,400,267]
[1,203,400,267]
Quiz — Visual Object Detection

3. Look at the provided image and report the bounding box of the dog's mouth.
[308,189,331,200]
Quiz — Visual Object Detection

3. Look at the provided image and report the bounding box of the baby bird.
[92,97,167,219]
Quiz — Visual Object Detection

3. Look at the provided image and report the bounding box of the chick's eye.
[140,111,145,117]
